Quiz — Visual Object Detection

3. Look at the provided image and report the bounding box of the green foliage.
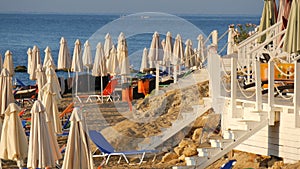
[233,23,257,44]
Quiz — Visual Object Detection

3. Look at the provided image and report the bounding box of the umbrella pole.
[0,159,2,169]
[87,68,90,92]
[75,72,78,96]
[17,160,22,169]
[100,75,103,103]
[174,65,177,83]
[155,62,159,94]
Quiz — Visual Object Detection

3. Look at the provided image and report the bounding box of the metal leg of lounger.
[138,152,146,165]
[105,155,111,165]
[118,156,122,163]
[122,154,129,164]
[152,153,157,162]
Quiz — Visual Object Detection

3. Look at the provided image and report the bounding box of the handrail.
[238,21,282,48]
[248,29,286,54]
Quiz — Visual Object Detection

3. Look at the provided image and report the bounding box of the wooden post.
[230,53,237,118]
[212,30,218,51]
[255,60,262,111]
[207,45,221,113]
[227,25,235,55]
[268,60,275,125]
[294,60,300,128]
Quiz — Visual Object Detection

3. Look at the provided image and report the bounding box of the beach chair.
[89,130,158,165]
[86,79,120,103]
[220,159,236,169]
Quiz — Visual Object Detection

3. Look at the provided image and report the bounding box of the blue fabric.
[220,159,237,169]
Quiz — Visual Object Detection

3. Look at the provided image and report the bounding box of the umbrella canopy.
[43,46,56,70]
[277,0,292,28]
[27,48,32,74]
[184,39,195,68]
[29,46,42,80]
[71,39,83,72]
[57,37,71,70]
[104,33,113,68]
[140,48,149,73]
[0,68,14,115]
[3,50,14,77]
[107,45,119,76]
[42,78,62,134]
[61,107,94,169]
[173,34,184,66]
[92,42,107,77]
[82,40,93,70]
[257,0,278,43]
[0,103,28,162]
[117,32,130,76]
[45,67,62,100]
[283,0,300,54]
[27,100,62,169]
[163,32,173,69]
[0,54,3,72]
[148,32,163,68]
[197,34,206,66]
[36,64,46,100]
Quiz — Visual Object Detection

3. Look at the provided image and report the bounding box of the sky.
[0,0,264,15]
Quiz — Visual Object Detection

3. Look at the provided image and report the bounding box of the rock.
[15,65,27,72]
[174,146,184,156]
[270,161,284,169]
[178,155,186,161]
[178,138,194,148]
[192,128,203,142]
[167,159,181,165]
[161,152,178,163]
[182,147,198,157]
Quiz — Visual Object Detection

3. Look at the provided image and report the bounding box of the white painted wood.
[255,60,262,111]
[268,60,275,125]
[230,55,237,118]
[294,61,300,128]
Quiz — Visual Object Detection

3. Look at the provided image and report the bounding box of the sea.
[0,13,260,85]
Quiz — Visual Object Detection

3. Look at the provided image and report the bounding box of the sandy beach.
[1,70,299,169]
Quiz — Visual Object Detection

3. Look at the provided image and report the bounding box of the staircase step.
[185,156,207,166]
[223,129,247,140]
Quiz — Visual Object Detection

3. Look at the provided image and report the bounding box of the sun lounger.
[86,79,120,103]
[89,130,158,165]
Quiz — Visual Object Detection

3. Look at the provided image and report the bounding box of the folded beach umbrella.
[148,31,163,68]
[92,42,106,76]
[184,39,195,68]
[163,31,173,71]
[83,40,93,71]
[197,34,206,67]
[277,0,292,28]
[3,50,14,77]
[27,48,32,74]
[283,0,300,54]
[257,0,278,43]
[45,67,62,101]
[29,45,42,80]
[42,75,62,134]
[173,34,184,74]
[140,48,149,73]
[43,46,56,70]
[107,45,119,76]
[104,33,113,68]
[117,32,130,77]
[57,37,71,71]
[0,68,14,115]
[27,100,62,169]
[61,107,94,169]
[36,64,46,100]
[71,39,83,95]
[71,39,83,72]
[0,103,28,168]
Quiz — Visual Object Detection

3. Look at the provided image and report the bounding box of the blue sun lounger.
[89,130,158,165]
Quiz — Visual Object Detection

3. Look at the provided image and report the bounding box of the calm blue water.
[0,13,260,85]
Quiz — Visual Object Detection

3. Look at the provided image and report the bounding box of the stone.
[161,152,179,163]
[174,146,184,156]
[166,159,181,165]
[178,155,186,161]
[178,138,194,148]
[192,128,203,142]
[182,147,198,157]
